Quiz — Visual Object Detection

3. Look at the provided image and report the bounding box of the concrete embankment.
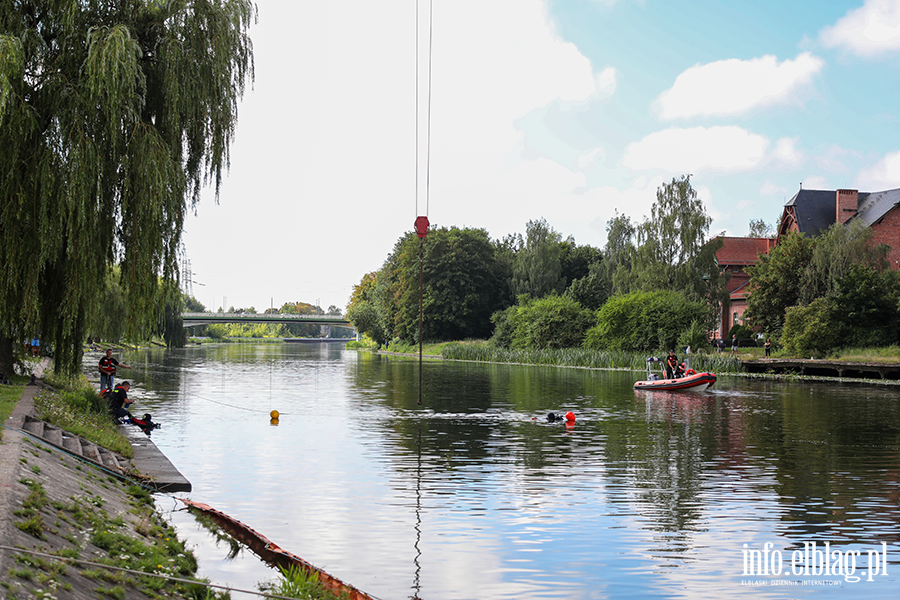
[0,362,204,599]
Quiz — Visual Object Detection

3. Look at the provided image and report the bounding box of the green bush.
[491,294,594,350]
[678,320,711,353]
[584,290,705,352]
[727,323,753,340]
[781,297,840,357]
[780,265,900,356]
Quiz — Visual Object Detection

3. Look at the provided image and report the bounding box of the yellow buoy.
[270,410,279,419]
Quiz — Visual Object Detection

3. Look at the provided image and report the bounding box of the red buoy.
[565,411,575,422]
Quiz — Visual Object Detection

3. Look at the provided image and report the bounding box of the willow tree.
[0,0,254,374]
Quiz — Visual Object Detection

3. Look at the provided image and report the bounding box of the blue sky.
[183,0,900,312]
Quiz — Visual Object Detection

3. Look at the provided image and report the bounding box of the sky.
[182,0,900,313]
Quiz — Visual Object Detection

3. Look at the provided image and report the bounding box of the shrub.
[491,295,594,350]
[584,290,705,352]
[781,297,841,357]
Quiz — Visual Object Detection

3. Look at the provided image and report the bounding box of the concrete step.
[20,415,123,473]
[15,415,191,492]
[42,424,63,447]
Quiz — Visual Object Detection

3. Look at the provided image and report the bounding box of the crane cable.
[415,0,434,405]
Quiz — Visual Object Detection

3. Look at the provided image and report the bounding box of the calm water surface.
[116,344,900,599]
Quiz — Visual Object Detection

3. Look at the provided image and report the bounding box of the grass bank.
[36,373,133,458]
[0,374,28,428]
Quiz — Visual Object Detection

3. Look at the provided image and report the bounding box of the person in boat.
[674,362,686,378]
[106,381,133,422]
[665,351,677,379]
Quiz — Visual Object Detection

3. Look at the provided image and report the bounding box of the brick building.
[706,187,900,341]
[778,187,900,268]
[713,237,775,339]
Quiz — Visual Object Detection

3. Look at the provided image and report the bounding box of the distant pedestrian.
[717,338,725,353]
[764,338,772,358]
[730,335,739,357]
[99,349,131,392]
[30,337,40,357]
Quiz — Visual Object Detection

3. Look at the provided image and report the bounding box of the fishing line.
[126,363,284,415]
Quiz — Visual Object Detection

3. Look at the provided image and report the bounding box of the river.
[114,343,900,599]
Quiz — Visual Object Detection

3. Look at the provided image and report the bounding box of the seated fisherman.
[106,381,133,422]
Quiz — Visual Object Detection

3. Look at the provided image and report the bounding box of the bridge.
[181,312,355,330]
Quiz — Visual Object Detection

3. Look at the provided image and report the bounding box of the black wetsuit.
[106,385,131,420]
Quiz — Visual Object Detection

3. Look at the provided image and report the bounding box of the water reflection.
[112,345,900,599]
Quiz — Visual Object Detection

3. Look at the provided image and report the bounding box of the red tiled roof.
[730,280,752,300]
[716,237,774,266]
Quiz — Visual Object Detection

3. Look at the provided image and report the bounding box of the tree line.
[348,175,728,354]
[350,175,900,358]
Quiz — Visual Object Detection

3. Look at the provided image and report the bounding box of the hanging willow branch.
[0,0,255,374]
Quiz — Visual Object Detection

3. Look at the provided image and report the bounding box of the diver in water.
[544,411,576,423]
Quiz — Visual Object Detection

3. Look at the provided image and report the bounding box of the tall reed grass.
[441,344,744,374]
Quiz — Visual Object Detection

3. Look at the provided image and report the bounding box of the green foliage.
[441,343,745,374]
[749,222,900,352]
[346,273,385,344]
[345,335,379,350]
[262,565,338,600]
[559,240,603,289]
[565,262,609,310]
[831,264,899,347]
[14,512,45,539]
[800,219,889,304]
[511,219,566,298]
[584,290,706,352]
[489,304,518,348]
[184,295,206,312]
[611,176,723,305]
[748,218,774,238]
[727,323,753,340]
[346,300,385,346]
[780,264,900,355]
[678,320,712,353]
[375,226,507,343]
[744,231,815,334]
[34,387,133,458]
[0,0,256,374]
[493,295,595,350]
[781,297,841,357]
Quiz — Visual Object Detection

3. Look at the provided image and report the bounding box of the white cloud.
[595,66,618,99]
[655,53,824,120]
[621,126,769,173]
[185,0,611,309]
[759,180,790,197]
[770,137,804,168]
[803,176,830,190]
[821,0,900,56]
[577,147,605,170]
[856,149,900,189]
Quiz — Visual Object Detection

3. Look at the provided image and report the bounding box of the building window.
[734,312,739,325]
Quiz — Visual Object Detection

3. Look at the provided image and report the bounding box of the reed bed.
[441,344,745,374]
